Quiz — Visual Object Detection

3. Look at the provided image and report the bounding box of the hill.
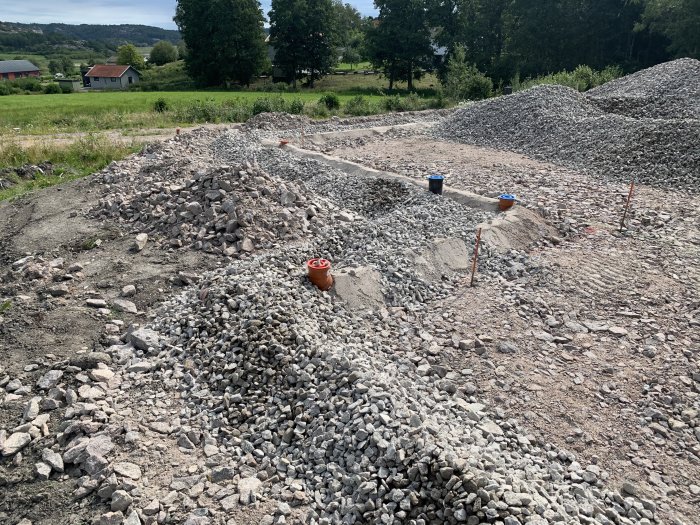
[0,21,180,58]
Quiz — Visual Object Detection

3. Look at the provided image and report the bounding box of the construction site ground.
[0,92,698,525]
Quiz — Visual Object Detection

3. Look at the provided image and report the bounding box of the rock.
[70,352,111,369]
[23,397,41,421]
[143,499,160,516]
[622,481,641,497]
[111,490,133,512]
[37,370,63,390]
[498,341,518,354]
[121,285,137,297]
[129,328,160,351]
[478,421,504,436]
[99,511,124,525]
[1,432,31,456]
[113,462,142,480]
[133,233,149,252]
[42,448,64,472]
[113,298,137,314]
[35,461,52,480]
[238,477,262,504]
[124,511,141,525]
[87,298,107,308]
[210,466,236,483]
[47,284,70,297]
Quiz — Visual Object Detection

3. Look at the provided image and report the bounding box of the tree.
[175,0,268,86]
[442,45,492,100]
[48,59,62,75]
[637,0,700,58]
[150,40,179,65]
[269,0,337,87]
[60,56,75,75]
[116,43,146,69]
[366,0,433,90]
[343,47,361,69]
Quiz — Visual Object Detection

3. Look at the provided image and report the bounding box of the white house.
[85,64,140,90]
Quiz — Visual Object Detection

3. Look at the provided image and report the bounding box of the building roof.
[0,60,40,74]
[85,64,136,78]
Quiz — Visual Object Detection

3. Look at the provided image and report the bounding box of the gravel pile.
[92,154,330,257]
[212,130,499,307]
[127,246,661,525]
[586,58,700,119]
[244,112,313,131]
[435,75,700,191]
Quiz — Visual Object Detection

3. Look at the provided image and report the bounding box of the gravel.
[435,59,700,192]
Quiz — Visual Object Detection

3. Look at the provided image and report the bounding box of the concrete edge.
[298,121,437,145]
[266,141,498,212]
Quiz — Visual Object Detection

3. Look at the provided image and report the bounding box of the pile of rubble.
[586,58,700,119]
[124,247,661,525]
[435,60,700,191]
[93,160,330,257]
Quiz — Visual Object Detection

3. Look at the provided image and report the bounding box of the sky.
[3,0,378,30]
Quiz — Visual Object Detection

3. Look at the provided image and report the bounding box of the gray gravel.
[435,59,700,192]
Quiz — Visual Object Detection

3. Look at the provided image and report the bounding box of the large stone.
[42,448,64,472]
[133,233,149,252]
[111,489,133,512]
[37,370,63,390]
[129,328,160,351]
[238,476,262,504]
[114,461,142,480]
[1,432,31,456]
[113,299,138,314]
[70,352,111,370]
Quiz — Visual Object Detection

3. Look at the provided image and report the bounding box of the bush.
[153,98,170,113]
[305,102,330,119]
[288,99,305,115]
[13,77,42,92]
[319,93,340,110]
[251,96,286,115]
[60,84,74,94]
[382,93,426,112]
[344,95,373,116]
[0,83,10,96]
[43,83,62,94]
[517,65,623,92]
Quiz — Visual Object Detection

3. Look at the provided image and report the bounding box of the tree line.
[174,0,698,89]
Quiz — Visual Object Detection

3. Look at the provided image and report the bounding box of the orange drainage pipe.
[307,258,333,291]
[619,177,635,233]
[279,139,290,147]
[470,228,482,287]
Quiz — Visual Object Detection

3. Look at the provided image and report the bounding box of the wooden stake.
[619,177,636,233]
[470,227,482,287]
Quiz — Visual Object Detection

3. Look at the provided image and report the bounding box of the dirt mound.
[586,58,700,119]
[435,69,700,191]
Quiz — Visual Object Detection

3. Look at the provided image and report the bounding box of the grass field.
[0,88,443,134]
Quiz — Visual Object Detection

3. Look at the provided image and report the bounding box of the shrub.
[13,77,42,92]
[319,93,340,110]
[382,93,426,112]
[305,102,329,119]
[153,98,170,113]
[252,96,286,115]
[288,99,305,115]
[43,83,62,94]
[60,84,74,94]
[344,95,373,116]
[0,83,10,96]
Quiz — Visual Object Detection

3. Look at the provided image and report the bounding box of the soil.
[0,126,698,524]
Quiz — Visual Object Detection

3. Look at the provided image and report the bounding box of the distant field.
[0,90,391,134]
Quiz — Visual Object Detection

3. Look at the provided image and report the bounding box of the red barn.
[0,60,41,80]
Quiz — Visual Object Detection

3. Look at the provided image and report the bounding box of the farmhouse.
[85,64,140,89]
[0,59,41,80]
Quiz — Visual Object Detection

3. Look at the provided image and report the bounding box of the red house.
[0,60,41,80]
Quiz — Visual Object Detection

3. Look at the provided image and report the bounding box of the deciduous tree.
[175,0,268,86]
[150,40,179,66]
[116,43,145,70]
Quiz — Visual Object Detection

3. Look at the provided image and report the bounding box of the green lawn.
[0,90,391,134]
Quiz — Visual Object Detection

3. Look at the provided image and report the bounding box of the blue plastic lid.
[428,174,444,180]
[499,193,516,200]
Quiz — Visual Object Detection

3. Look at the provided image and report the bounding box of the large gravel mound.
[586,58,700,119]
[435,64,700,191]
